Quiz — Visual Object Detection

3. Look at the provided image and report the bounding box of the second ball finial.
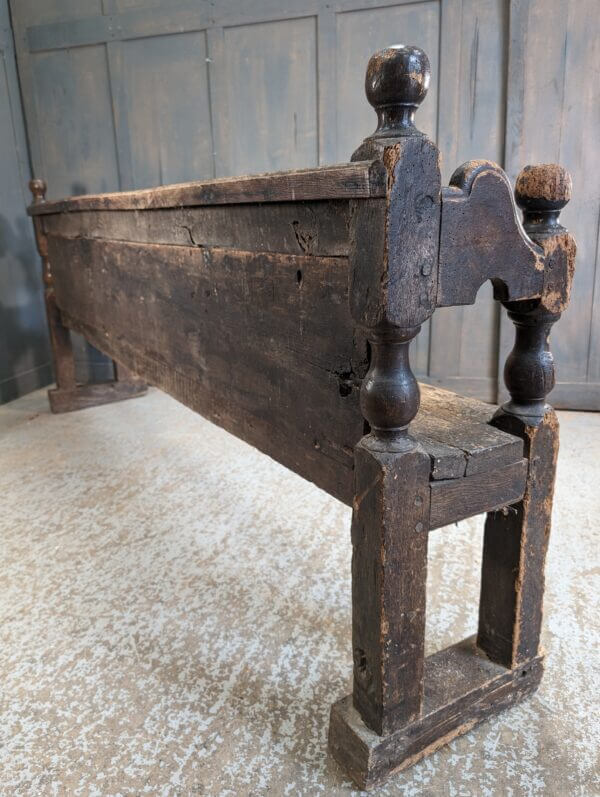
[515,164,572,231]
[365,44,430,137]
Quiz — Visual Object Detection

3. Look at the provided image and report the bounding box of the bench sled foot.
[328,636,543,791]
[48,364,147,414]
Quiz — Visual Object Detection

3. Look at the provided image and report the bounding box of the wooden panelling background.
[498,0,600,409]
[0,0,51,402]
[6,0,600,407]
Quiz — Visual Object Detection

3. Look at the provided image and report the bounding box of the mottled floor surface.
[1,388,598,796]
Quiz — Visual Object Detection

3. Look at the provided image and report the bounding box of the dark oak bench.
[28,45,575,789]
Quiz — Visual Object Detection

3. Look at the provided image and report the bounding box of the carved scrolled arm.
[502,164,576,422]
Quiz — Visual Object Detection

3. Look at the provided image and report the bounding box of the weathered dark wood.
[29,178,148,414]
[48,378,147,414]
[29,179,77,392]
[27,42,577,792]
[429,458,527,530]
[351,439,430,735]
[419,382,495,424]
[502,164,576,421]
[412,411,523,477]
[329,636,544,790]
[414,433,466,481]
[42,200,352,257]
[438,160,544,307]
[28,161,386,216]
[48,234,365,502]
[415,383,524,475]
[346,46,437,741]
[46,229,526,501]
[478,412,558,667]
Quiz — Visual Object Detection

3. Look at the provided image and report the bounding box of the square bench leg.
[478,408,559,667]
[349,435,431,737]
[29,179,147,415]
[45,290,147,414]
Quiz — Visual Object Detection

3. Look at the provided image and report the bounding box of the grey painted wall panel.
[220,17,319,176]
[428,0,508,402]
[30,45,120,199]
[499,0,600,407]
[335,1,440,156]
[111,31,214,189]
[0,0,51,403]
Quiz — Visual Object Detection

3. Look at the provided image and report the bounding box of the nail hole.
[354,648,368,680]
[296,269,303,285]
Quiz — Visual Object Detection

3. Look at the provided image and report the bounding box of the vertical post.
[29,179,78,392]
[478,165,575,667]
[28,179,147,413]
[347,46,441,735]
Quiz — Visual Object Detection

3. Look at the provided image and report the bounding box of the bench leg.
[48,349,147,414]
[45,299,147,414]
[29,179,147,414]
[350,436,431,735]
[478,408,558,668]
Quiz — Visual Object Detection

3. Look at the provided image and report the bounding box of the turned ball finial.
[515,164,572,231]
[29,178,47,204]
[365,45,430,136]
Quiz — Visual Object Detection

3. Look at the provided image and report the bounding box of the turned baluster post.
[344,46,441,735]
[502,164,575,422]
[478,164,576,667]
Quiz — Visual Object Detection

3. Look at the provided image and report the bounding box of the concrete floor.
[0,387,598,796]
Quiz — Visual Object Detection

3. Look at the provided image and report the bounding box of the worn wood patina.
[29,44,575,790]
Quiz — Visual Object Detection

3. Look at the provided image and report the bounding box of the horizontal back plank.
[42,200,351,257]
[47,233,367,503]
[30,161,385,215]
